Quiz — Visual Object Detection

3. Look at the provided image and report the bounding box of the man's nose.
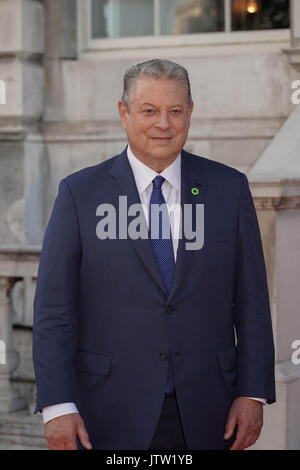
[155,112,171,130]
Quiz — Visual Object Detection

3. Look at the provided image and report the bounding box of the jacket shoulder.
[183,149,246,183]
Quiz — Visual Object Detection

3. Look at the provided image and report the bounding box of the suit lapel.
[107,147,168,297]
[167,149,207,302]
[106,147,207,302]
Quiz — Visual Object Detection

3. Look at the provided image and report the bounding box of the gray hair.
[121,59,192,110]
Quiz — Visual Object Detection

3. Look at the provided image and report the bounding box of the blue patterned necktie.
[149,175,175,394]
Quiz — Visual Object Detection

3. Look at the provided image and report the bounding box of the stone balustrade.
[0,245,47,449]
[0,246,40,413]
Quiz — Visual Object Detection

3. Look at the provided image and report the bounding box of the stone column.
[283,0,300,65]
[291,0,300,47]
[0,0,45,245]
[249,181,300,450]
[0,277,25,412]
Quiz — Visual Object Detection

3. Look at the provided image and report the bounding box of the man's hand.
[224,397,263,450]
[45,413,92,450]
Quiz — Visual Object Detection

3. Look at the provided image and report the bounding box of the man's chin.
[149,141,178,156]
[131,142,180,162]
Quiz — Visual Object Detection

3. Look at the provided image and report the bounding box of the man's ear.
[189,101,194,118]
[186,101,194,127]
[118,101,128,130]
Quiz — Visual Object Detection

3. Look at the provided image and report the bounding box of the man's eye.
[171,109,181,114]
[144,109,154,114]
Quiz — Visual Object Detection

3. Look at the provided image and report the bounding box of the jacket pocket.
[215,345,237,388]
[215,346,237,393]
[205,230,235,246]
[74,349,112,375]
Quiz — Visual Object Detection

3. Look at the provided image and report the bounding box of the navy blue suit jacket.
[33,147,275,450]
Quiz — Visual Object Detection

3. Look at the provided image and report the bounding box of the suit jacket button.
[160,352,168,361]
[166,305,176,314]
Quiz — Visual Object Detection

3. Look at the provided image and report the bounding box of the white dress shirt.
[127,144,181,260]
[42,145,265,424]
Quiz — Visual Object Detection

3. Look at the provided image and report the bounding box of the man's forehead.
[130,76,187,102]
[133,76,185,90]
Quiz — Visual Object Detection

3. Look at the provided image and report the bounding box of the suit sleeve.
[33,179,82,413]
[233,174,276,404]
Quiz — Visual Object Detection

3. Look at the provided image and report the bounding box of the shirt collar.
[127,144,181,195]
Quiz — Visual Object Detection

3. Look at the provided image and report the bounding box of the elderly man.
[33,59,275,450]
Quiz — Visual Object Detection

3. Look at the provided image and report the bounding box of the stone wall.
[1,1,298,245]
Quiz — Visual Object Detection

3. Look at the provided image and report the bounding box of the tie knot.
[152,175,165,190]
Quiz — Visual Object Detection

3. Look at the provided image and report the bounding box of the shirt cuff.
[244,397,267,405]
[42,402,79,424]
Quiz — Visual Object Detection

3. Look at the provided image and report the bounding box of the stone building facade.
[0,0,300,449]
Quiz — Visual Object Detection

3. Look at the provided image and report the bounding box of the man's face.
[118,77,194,171]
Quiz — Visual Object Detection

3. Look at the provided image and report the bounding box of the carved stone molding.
[254,195,300,211]
[282,47,300,65]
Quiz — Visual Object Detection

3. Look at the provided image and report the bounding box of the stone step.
[0,410,47,450]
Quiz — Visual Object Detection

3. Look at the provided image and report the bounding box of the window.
[231,0,290,31]
[159,0,225,35]
[90,0,289,39]
[91,0,154,38]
